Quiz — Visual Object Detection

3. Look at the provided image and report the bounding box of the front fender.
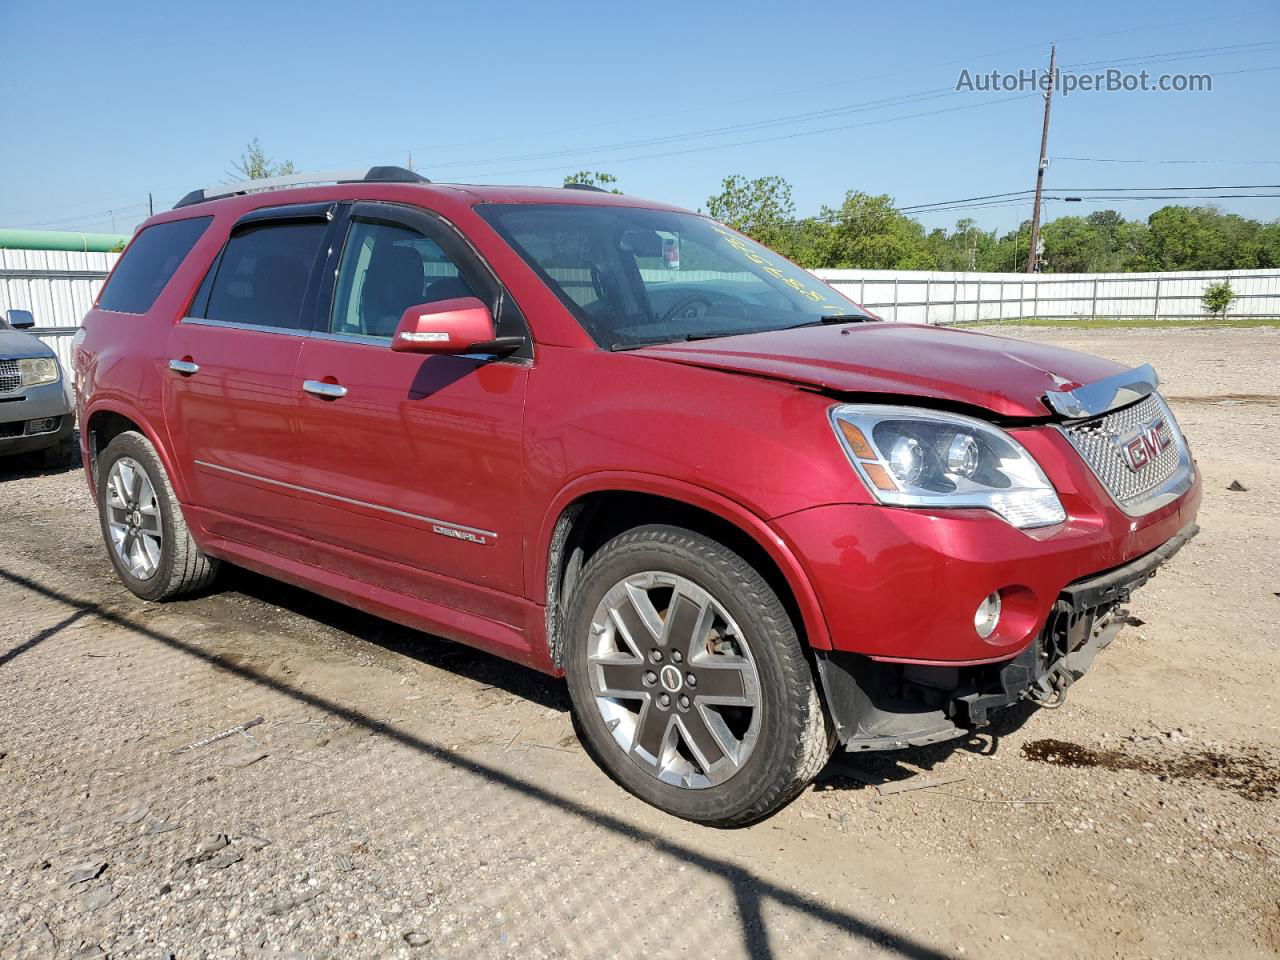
[534,470,833,650]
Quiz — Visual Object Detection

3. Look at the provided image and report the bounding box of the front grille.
[0,359,19,394]
[1061,393,1189,514]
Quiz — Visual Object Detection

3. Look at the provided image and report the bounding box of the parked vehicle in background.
[0,309,75,464]
[74,168,1201,826]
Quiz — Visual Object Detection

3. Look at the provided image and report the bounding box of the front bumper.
[771,441,1201,664]
[0,414,73,456]
[813,520,1199,750]
[0,376,74,457]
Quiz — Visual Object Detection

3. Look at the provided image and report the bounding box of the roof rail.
[173,165,430,210]
[563,182,607,193]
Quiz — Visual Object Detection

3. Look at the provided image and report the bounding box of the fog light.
[26,417,57,434]
[974,592,1002,639]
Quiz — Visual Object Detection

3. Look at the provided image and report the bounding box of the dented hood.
[633,323,1128,418]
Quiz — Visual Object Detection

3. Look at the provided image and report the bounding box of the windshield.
[476,204,871,349]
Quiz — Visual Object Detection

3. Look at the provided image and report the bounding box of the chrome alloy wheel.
[105,456,163,580]
[587,571,761,789]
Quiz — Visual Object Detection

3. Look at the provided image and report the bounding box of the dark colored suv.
[75,167,1200,825]
[1,309,75,463]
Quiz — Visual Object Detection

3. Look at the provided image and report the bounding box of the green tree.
[814,191,932,269]
[706,175,800,254]
[231,138,295,180]
[1258,222,1280,268]
[1201,280,1236,320]
[563,171,621,193]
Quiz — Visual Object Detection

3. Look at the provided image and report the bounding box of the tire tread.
[567,524,832,827]
[98,431,219,601]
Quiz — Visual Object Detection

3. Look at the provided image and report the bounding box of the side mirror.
[6,309,35,330]
[391,297,521,356]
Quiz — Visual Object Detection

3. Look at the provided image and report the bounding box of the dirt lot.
[1,326,1277,960]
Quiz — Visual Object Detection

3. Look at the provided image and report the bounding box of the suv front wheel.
[565,524,832,826]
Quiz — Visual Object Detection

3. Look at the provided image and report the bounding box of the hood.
[0,329,53,359]
[632,323,1128,418]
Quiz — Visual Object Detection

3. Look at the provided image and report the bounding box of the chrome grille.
[1061,392,1191,515]
[0,359,19,394]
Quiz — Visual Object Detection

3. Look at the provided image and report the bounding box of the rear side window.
[201,222,328,330]
[97,217,212,314]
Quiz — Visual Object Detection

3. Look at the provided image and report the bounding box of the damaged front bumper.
[815,521,1200,752]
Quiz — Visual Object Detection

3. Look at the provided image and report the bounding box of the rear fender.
[82,399,190,505]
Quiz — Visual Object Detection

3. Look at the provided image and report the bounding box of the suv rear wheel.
[564,524,832,826]
[96,431,219,601]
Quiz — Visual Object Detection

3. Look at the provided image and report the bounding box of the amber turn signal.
[837,420,876,461]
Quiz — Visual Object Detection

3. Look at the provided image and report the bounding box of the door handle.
[303,379,348,399]
[168,359,199,375]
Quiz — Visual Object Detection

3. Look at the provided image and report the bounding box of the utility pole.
[408,150,413,172]
[1026,43,1056,273]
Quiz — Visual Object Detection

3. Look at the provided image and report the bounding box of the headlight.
[829,404,1066,529]
[18,357,59,387]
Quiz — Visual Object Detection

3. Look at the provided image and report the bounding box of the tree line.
[701,174,1280,274]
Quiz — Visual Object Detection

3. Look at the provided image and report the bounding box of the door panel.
[291,204,531,623]
[294,341,528,618]
[164,322,307,557]
[162,210,333,559]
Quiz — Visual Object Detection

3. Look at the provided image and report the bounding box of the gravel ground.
[1,326,1277,960]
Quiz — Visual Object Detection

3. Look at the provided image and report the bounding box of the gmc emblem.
[1116,418,1171,472]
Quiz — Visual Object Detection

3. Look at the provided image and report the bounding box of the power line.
[902,193,1280,216]
[449,94,1036,181]
[1051,183,1280,191]
[432,42,1277,177]
[14,203,150,230]
[429,88,961,170]
[1053,156,1280,164]
[1061,39,1280,71]
[898,183,1280,213]
[384,7,1280,159]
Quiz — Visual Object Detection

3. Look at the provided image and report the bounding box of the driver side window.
[330,220,476,339]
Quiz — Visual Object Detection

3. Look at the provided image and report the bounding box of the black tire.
[564,524,832,827]
[39,434,76,470]
[96,431,219,601]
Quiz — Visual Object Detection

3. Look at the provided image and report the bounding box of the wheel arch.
[538,473,832,669]
[84,401,187,503]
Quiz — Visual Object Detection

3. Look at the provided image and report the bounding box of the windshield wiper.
[611,329,759,350]
[611,317,873,350]
[684,328,767,342]
[785,314,874,330]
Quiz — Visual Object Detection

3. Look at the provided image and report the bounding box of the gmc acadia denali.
[74,167,1201,825]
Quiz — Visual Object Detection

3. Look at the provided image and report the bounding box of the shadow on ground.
[0,564,958,960]
[214,562,1038,794]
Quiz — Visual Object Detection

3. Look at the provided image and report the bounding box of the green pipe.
[0,228,130,253]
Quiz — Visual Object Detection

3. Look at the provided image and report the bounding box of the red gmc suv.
[75,167,1201,826]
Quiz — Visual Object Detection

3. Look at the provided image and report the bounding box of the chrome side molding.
[1043,363,1159,419]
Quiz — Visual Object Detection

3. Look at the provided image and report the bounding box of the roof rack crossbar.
[173,166,430,209]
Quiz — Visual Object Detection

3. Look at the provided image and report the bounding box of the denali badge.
[1114,418,1171,472]
[432,524,489,545]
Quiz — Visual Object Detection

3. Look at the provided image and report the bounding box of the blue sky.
[1,0,1278,238]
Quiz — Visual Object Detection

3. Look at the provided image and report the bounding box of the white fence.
[0,250,118,373]
[3,251,1277,374]
[818,267,1280,325]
